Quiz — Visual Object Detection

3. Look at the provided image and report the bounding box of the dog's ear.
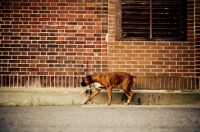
[86,75,92,83]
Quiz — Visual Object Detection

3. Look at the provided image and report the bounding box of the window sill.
[118,37,186,42]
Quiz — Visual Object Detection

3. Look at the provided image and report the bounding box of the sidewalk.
[0,88,200,106]
[0,106,200,132]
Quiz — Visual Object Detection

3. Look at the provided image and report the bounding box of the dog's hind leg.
[83,88,101,104]
[123,90,134,105]
[123,79,134,105]
[106,87,112,105]
[127,90,134,105]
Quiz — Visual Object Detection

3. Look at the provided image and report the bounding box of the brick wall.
[0,0,199,89]
[0,0,108,87]
[107,0,197,77]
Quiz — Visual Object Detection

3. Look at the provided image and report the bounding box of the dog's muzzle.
[81,81,87,87]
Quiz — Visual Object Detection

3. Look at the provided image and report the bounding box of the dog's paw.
[82,102,87,104]
[106,103,110,106]
[124,103,129,105]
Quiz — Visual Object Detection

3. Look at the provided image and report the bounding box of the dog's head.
[81,75,93,87]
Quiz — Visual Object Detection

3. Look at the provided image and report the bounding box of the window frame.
[115,0,187,41]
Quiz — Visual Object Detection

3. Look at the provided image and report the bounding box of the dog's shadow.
[84,89,92,97]
[84,89,140,105]
[121,94,141,105]
[121,94,128,102]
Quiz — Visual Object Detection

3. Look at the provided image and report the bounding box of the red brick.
[18,64,29,67]
[27,68,39,71]
[55,72,68,75]
[132,65,144,68]
[145,57,157,61]
[36,64,47,67]
[170,73,183,77]
[18,56,30,59]
[177,62,189,65]
[126,69,138,73]
[157,73,169,76]
[157,58,168,61]
[37,72,48,75]
[46,68,57,71]
[139,61,151,65]
[158,50,169,53]
[139,54,152,57]
[145,73,157,76]
[139,69,150,72]
[164,61,176,65]
[145,50,157,53]
[133,50,145,53]
[164,54,176,57]
[145,42,156,45]
[37,56,48,60]
[133,45,147,49]
[152,61,163,65]
[113,61,125,65]
[170,50,183,53]
[1,25,12,28]
[152,54,163,57]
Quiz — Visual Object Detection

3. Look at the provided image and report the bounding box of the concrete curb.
[0,88,200,106]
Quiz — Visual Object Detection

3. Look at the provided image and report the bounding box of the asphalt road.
[0,105,200,132]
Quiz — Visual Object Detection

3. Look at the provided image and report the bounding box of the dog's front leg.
[106,87,112,105]
[83,88,101,104]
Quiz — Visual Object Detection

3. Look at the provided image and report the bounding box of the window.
[117,0,187,41]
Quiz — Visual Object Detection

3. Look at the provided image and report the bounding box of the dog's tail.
[132,75,137,78]
[132,75,137,85]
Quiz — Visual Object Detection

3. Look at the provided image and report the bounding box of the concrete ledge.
[0,88,200,106]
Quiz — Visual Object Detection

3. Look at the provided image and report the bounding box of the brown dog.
[81,72,136,105]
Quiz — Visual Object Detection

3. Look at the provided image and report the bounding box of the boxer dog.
[81,72,136,105]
